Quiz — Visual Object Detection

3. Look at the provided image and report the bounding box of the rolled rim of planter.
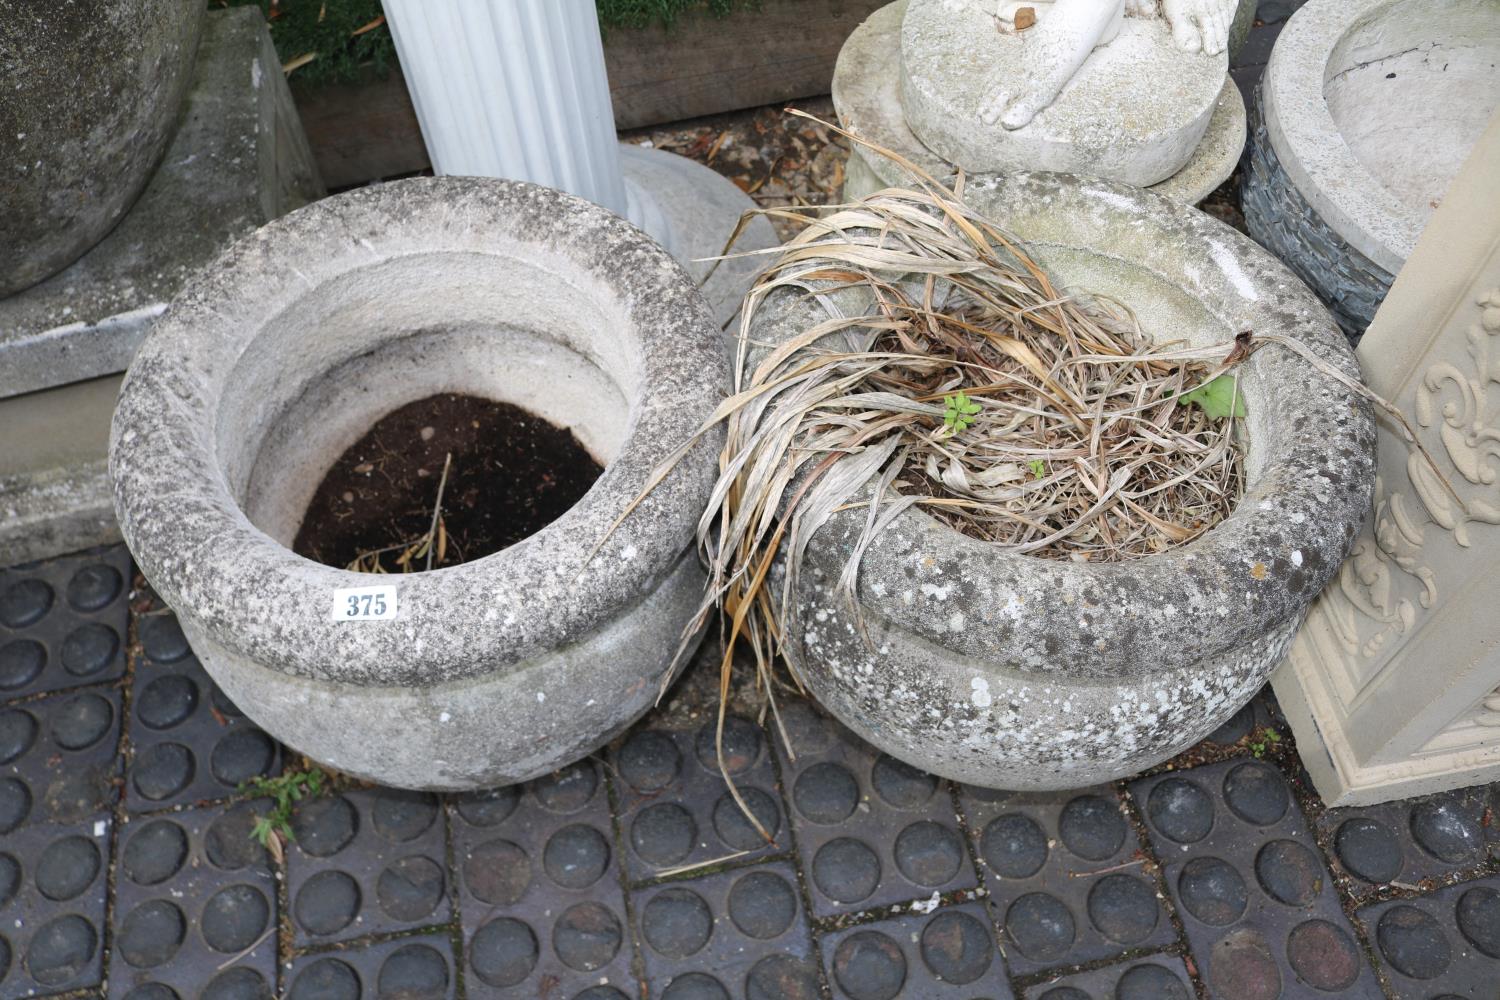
[110,176,726,690]
[1261,0,1500,275]
[763,172,1374,677]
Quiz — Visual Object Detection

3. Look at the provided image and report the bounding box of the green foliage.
[1249,727,1282,758]
[210,0,761,87]
[942,391,982,436]
[1178,374,1247,420]
[1028,458,1046,480]
[240,766,327,847]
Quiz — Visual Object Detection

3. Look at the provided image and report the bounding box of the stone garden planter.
[0,0,204,296]
[1242,0,1500,336]
[756,173,1375,790]
[110,178,727,790]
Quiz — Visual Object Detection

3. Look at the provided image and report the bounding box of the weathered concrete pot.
[1242,0,1500,336]
[110,178,727,790]
[0,0,204,297]
[757,173,1375,790]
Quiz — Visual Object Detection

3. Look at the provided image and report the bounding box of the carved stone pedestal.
[1273,110,1500,806]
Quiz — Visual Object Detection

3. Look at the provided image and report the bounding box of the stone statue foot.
[1161,0,1235,55]
[979,0,1125,130]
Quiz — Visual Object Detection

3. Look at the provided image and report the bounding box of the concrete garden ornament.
[716,166,1374,791]
[110,178,727,791]
[833,0,1248,206]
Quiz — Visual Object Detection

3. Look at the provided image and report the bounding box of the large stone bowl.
[1243,0,1500,337]
[0,0,204,297]
[110,178,728,791]
[755,173,1375,790]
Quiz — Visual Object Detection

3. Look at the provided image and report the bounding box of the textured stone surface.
[1022,956,1196,1000]
[959,782,1173,975]
[752,170,1373,790]
[0,7,323,398]
[285,934,457,1000]
[833,0,1246,205]
[1255,0,1499,279]
[613,717,784,881]
[1320,786,1495,895]
[110,176,730,790]
[0,0,202,297]
[901,0,1224,185]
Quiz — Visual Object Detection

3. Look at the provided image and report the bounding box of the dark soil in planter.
[293,393,603,573]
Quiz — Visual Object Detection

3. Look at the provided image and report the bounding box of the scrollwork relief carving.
[1325,289,1500,660]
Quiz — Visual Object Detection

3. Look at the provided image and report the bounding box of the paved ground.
[2,545,1498,1000]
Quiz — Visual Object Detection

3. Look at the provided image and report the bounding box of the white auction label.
[331,584,398,621]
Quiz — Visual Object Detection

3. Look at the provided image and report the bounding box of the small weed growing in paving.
[1249,727,1283,758]
[240,766,328,859]
[942,390,982,436]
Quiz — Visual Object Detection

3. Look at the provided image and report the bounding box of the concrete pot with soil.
[1242,0,1500,337]
[0,0,204,296]
[109,177,728,791]
[754,173,1375,791]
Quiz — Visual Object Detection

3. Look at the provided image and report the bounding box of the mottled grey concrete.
[0,0,202,297]
[751,172,1374,790]
[0,7,324,400]
[111,177,729,791]
[833,0,1246,206]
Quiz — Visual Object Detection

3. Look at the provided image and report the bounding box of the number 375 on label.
[331,585,399,621]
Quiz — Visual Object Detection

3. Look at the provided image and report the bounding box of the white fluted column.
[383,0,634,220]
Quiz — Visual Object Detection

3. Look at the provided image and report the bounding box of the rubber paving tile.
[773,700,979,919]
[957,784,1175,976]
[284,933,457,1000]
[633,860,820,999]
[1357,873,1500,999]
[0,545,130,703]
[1131,758,1383,998]
[1021,955,1196,1000]
[285,787,451,947]
[819,902,1016,1000]
[612,716,785,883]
[108,801,278,999]
[1318,785,1496,894]
[125,609,282,813]
[449,759,638,999]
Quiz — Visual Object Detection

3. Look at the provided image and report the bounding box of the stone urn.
[110,177,728,791]
[0,0,204,297]
[753,173,1375,791]
[1242,0,1500,337]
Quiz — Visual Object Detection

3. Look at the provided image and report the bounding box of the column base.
[620,143,779,332]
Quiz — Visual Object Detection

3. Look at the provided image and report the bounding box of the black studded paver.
[820,902,1016,1000]
[1319,786,1494,893]
[450,760,638,999]
[0,546,130,703]
[633,860,820,999]
[285,787,451,948]
[107,801,278,999]
[1131,758,1383,999]
[1021,955,1196,1000]
[774,700,978,918]
[958,784,1175,976]
[0,813,111,996]
[2,686,122,830]
[1358,873,1500,999]
[613,716,785,883]
[284,933,457,1000]
[126,610,282,812]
